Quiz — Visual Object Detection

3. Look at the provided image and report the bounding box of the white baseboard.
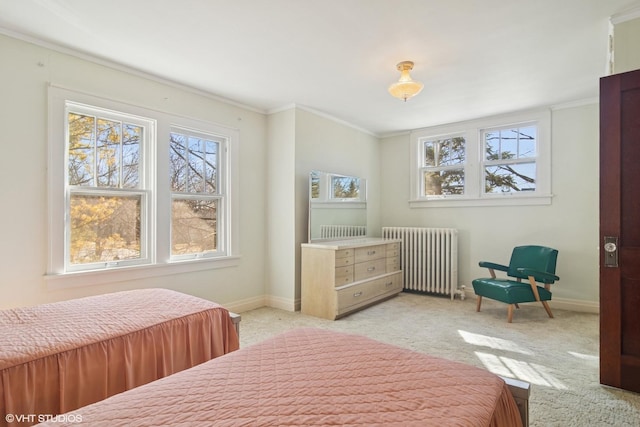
[224,295,267,314]
[461,288,599,314]
[225,294,298,313]
[548,297,599,314]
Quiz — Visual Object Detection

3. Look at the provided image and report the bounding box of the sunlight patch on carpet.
[458,330,532,355]
[475,351,568,390]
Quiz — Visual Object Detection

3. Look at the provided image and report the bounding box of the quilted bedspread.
[1,288,239,427]
[36,328,522,427]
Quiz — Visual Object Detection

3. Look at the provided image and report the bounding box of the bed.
[0,288,239,427]
[35,328,524,427]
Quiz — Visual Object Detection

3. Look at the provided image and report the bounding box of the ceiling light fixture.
[388,61,424,102]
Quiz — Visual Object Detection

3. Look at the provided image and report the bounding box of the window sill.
[45,255,241,290]
[409,194,553,208]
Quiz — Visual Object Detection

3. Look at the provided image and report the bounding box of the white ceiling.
[0,0,636,136]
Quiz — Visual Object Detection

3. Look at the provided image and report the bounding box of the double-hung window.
[65,103,153,272]
[47,87,238,287]
[482,124,537,194]
[420,135,466,197]
[410,109,551,207]
[169,127,226,260]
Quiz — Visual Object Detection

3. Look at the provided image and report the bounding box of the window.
[65,105,152,272]
[410,109,551,207]
[420,136,466,197]
[169,128,226,260]
[482,124,536,194]
[47,87,239,287]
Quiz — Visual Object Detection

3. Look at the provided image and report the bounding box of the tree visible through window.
[421,136,466,196]
[169,129,222,258]
[483,125,536,193]
[67,111,145,266]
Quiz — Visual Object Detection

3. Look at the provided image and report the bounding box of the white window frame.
[46,86,240,289]
[63,102,155,273]
[409,109,552,208]
[169,125,227,261]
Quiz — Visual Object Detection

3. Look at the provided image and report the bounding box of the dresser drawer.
[336,280,379,311]
[335,249,354,266]
[334,265,354,286]
[354,258,386,281]
[377,272,403,293]
[386,256,400,272]
[354,245,386,262]
[386,242,400,253]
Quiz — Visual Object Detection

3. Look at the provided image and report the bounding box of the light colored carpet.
[238,292,640,427]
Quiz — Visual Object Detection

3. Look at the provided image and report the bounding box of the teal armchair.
[472,245,559,323]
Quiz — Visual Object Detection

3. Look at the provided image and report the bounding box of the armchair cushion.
[472,278,552,305]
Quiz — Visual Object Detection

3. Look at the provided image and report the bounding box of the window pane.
[122,124,141,188]
[96,119,122,187]
[332,176,360,198]
[485,126,536,160]
[69,194,141,264]
[170,133,187,192]
[171,199,217,255]
[518,126,536,158]
[423,169,464,196]
[204,139,218,193]
[68,113,95,186]
[424,137,465,167]
[485,163,536,193]
[187,136,204,192]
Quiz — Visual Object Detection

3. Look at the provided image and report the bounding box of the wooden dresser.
[301,238,403,320]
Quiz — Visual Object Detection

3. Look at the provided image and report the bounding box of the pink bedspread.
[36,328,522,427]
[0,288,238,427]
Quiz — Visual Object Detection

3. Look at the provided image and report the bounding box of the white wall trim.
[267,103,378,137]
[0,27,264,115]
[224,295,267,314]
[611,4,640,25]
[551,97,598,111]
[461,289,598,314]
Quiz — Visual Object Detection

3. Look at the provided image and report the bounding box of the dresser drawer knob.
[367,267,375,272]
[367,250,376,255]
[353,291,363,297]
[385,281,394,287]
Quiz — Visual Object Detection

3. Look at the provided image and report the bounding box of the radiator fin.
[320,225,366,239]
[382,227,458,299]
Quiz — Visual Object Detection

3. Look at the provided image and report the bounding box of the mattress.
[35,328,522,426]
[0,288,239,427]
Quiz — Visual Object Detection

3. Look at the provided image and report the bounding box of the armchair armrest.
[517,268,559,284]
[479,261,509,272]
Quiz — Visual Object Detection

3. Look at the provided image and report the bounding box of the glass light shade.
[388,61,424,101]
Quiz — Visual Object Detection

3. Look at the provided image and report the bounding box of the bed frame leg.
[230,312,241,340]
[501,376,530,427]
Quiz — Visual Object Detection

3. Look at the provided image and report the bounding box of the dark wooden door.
[600,68,640,393]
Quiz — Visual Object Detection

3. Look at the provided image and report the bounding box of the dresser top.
[302,237,400,250]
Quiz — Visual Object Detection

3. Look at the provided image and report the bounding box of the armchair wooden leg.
[507,304,515,323]
[541,301,554,318]
[476,296,483,312]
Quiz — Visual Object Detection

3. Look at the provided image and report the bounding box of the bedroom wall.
[0,34,268,310]
[293,108,381,305]
[613,12,640,73]
[379,103,600,312]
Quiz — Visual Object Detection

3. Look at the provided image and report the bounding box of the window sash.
[66,188,150,272]
[170,194,224,260]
